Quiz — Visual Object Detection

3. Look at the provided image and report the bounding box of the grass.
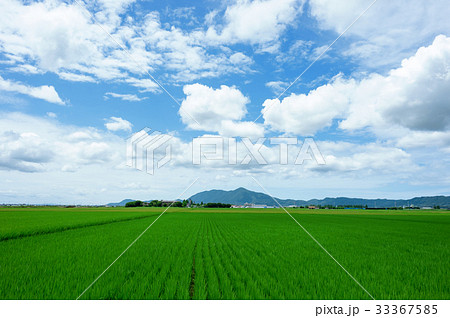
[0,207,448,299]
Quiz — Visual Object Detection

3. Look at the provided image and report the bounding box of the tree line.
[125,200,231,208]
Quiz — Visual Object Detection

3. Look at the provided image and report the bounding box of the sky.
[0,0,449,204]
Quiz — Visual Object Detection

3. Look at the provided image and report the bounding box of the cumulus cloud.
[0,131,54,172]
[180,84,248,129]
[179,83,264,138]
[0,75,65,105]
[262,75,351,135]
[105,117,133,132]
[341,35,450,132]
[263,35,450,141]
[104,92,147,102]
[0,113,122,173]
[309,0,450,67]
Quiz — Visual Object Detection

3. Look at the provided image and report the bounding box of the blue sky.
[0,0,449,204]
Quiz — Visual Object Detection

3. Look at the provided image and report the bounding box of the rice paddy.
[0,207,448,299]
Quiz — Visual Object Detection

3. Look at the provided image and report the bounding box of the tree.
[149,200,162,207]
[125,200,143,207]
[204,202,232,208]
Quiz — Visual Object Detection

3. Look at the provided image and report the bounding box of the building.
[251,204,276,208]
[238,203,276,208]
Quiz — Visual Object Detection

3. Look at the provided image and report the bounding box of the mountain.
[189,187,306,206]
[106,199,135,207]
[189,187,291,206]
[189,188,450,208]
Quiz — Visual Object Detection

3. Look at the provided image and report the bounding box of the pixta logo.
[192,136,325,165]
[126,128,172,175]
[127,129,326,175]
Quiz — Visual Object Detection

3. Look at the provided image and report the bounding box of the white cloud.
[180,83,248,130]
[309,0,450,67]
[0,112,448,204]
[341,35,450,132]
[124,78,159,93]
[179,83,264,137]
[104,117,133,132]
[0,131,54,172]
[9,64,42,74]
[219,120,265,139]
[275,40,333,66]
[205,0,303,50]
[263,35,450,141]
[0,112,122,173]
[0,0,257,89]
[104,92,147,102]
[0,75,65,105]
[97,0,136,16]
[140,12,254,81]
[229,52,253,65]
[262,74,351,135]
[58,72,96,83]
[395,131,450,150]
[0,0,110,75]
[265,80,288,95]
[314,142,417,175]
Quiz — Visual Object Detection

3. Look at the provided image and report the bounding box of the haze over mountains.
[109,188,450,208]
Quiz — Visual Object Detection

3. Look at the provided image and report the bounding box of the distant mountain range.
[189,187,450,208]
[107,188,450,208]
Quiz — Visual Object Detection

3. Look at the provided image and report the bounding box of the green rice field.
[0,206,449,299]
